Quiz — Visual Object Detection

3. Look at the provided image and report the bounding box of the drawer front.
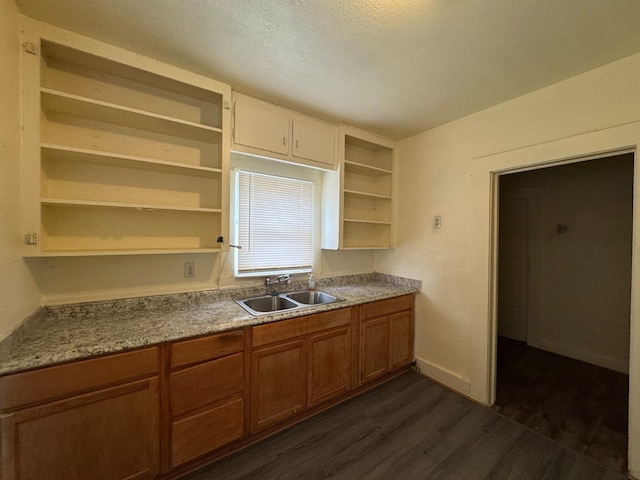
[0,347,159,411]
[171,329,244,369]
[252,308,352,347]
[170,353,244,417]
[361,295,414,320]
[171,394,244,468]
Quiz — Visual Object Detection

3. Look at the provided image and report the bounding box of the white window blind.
[236,171,313,276]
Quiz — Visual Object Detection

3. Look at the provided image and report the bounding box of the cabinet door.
[234,95,290,155]
[389,311,414,370]
[292,118,336,167]
[308,327,352,407]
[171,394,244,468]
[360,316,390,384]
[250,339,306,432]
[0,378,159,480]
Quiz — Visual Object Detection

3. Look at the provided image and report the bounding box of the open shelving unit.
[22,36,231,256]
[322,127,396,250]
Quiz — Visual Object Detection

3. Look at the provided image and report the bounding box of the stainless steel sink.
[283,291,342,305]
[236,295,299,315]
[236,290,344,316]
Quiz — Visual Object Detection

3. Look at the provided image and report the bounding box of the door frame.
[469,121,640,477]
[497,187,544,346]
[490,149,634,398]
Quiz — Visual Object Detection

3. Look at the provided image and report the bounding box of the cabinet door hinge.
[21,42,39,55]
[23,233,39,245]
[223,100,231,110]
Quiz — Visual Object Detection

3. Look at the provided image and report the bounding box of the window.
[235,170,313,276]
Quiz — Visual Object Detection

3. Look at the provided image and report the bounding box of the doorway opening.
[493,153,633,472]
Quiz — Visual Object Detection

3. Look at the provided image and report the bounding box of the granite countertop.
[0,273,420,376]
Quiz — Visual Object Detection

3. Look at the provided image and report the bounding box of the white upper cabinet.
[234,96,289,155]
[21,22,231,256]
[292,118,336,166]
[232,93,337,170]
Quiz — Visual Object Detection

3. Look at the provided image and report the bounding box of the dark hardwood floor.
[182,371,626,480]
[493,336,629,473]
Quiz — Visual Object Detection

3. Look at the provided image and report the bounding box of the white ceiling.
[14,0,640,140]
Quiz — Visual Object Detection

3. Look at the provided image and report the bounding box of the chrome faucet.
[265,274,291,287]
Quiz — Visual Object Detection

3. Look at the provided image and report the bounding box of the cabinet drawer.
[0,347,159,411]
[171,329,244,369]
[171,394,244,468]
[252,308,351,347]
[170,352,244,417]
[362,295,414,320]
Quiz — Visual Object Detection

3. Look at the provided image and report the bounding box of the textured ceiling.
[14,0,640,139]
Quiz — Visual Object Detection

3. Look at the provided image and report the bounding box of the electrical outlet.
[433,215,442,229]
[184,261,195,278]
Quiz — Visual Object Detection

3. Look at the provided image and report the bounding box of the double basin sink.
[236,290,344,316]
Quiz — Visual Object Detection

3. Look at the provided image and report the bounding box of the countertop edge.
[0,280,418,376]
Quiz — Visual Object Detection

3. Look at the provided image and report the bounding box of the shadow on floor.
[493,336,629,472]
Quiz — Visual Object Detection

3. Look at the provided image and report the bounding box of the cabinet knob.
[283,137,287,146]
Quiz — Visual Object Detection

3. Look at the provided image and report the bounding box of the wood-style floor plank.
[181,372,627,480]
[494,336,629,472]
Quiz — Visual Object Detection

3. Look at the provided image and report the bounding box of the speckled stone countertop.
[0,273,420,376]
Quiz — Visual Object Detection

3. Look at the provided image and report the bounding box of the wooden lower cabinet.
[0,296,414,478]
[167,331,246,469]
[250,339,307,432]
[361,316,390,383]
[170,394,244,468]
[360,295,415,385]
[1,377,159,480]
[389,311,414,370]
[250,308,354,433]
[308,326,352,407]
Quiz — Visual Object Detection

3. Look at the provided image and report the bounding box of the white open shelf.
[41,198,222,214]
[41,88,221,142]
[22,37,230,257]
[41,144,222,176]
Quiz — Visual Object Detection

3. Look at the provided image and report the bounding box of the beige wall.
[0,0,41,340]
[376,51,640,476]
[500,156,633,373]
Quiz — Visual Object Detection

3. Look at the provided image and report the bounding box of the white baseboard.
[415,357,471,395]
[535,338,629,374]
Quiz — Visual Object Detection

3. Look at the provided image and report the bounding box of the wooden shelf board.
[37,247,222,257]
[344,135,393,152]
[41,198,222,214]
[42,41,222,105]
[343,189,392,200]
[344,161,392,176]
[343,218,392,225]
[41,88,222,142]
[41,144,221,176]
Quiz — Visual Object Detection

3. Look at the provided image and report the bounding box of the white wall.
[0,0,41,341]
[500,156,633,373]
[375,52,640,476]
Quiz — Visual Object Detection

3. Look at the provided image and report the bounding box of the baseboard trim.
[415,357,471,395]
[535,338,629,374]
